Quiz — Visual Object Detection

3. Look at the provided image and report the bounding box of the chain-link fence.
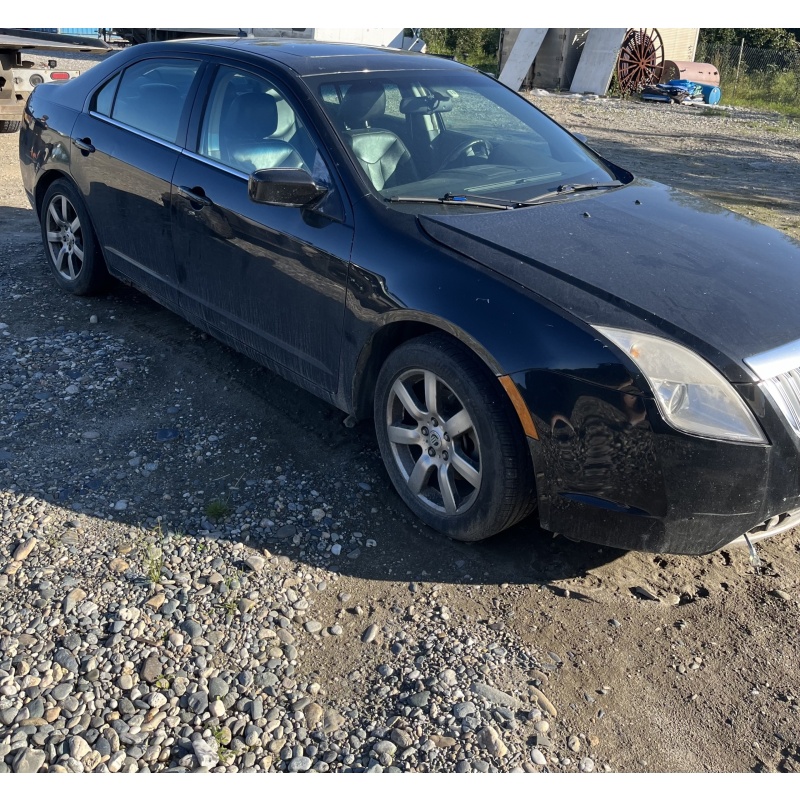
[695,40,800,111]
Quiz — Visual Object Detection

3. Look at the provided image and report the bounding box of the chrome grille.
[763,369,800,436]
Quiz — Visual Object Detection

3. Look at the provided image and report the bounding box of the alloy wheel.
[45,194,84,281]
[385,368,482,515]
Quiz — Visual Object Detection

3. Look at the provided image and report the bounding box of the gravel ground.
[1,53,800,774]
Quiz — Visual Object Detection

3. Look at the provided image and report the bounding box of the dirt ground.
[2,94,800,773]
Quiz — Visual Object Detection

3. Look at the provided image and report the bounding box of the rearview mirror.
[248,169,328,207]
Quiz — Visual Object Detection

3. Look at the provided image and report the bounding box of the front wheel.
[40,179,108,295]
[374,333,536,541]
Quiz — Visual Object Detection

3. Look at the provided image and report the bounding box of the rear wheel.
[40,179,108,295]
[374,333,536,541]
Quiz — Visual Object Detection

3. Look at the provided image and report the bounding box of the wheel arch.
[34,169,73,220]
[350,312,504,421]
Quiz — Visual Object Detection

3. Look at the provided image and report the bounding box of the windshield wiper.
[521,182,623,205]
[386,193,514,210]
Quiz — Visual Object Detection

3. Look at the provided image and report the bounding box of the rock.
[440,668,457,687]
[530,686,557,717]
[108,751,126,773]
[141,654,161,683]
[288,756,312,772]
[453,701,476,718]
[208,677,229,698]
[531,748,547,766]
[68,736,91,761]
[193,739,218,768]
[63,588,86,614]
[244,555,265,572]
[407,691,430,708]
[12,538,37,561]
[13,747,46,773]
[54,648,79,674]
[471,682,521,709]
[304,702,324,727]
[113,500,128,511]
[429,735,457,748]
[362,623,379,643]
[580,757,595,772]
[323,708,346,734]
[183,620,203,640]
[209,699,225,718]
[188,691,209,714]
[632,585,660,601]
[477,726,508,758]
[305,620,323,634]
[374,740,397,757]
[390,728,415,748]
[772,589,792,602]
[568,735,581,752]
[330,544,342,556]
[146,593,166,610]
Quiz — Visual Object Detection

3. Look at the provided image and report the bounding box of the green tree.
[699,28,799,53]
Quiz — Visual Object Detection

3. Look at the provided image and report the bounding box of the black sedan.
[18,38,800,554]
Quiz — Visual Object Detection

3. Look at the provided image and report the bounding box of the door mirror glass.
[248,168,328,207]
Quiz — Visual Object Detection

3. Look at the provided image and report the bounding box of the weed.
[144,543,163,584]
[205,498,231,522]
[700,107,730,117]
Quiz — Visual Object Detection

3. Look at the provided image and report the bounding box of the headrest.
[340,82,386,128]
[226,92,279,139]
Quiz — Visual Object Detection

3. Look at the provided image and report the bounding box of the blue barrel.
[698,84,721,105]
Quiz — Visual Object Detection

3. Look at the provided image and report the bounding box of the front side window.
[197,65,322,178]
[111,58,201,143]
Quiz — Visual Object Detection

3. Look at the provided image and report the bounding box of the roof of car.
[150,37,474,78]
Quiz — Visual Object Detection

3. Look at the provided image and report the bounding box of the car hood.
[418,179,800,382]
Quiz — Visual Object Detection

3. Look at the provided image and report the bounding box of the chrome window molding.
[88,111,183,152]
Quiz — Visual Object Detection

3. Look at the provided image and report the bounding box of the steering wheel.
[441,138,492,170]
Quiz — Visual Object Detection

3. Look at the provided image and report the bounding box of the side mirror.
[248,169,327,208]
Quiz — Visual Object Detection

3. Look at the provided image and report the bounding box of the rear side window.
[91,73,120,117]
[110,58,201,143]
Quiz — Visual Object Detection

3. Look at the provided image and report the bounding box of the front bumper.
[513,369,800,554]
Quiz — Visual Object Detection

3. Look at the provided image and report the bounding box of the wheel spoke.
[61,195,68,221]
[444,409,472,439]
[47,231,61,242]
[450,451,480,488]
[66,253,77,279]
[423,370,438,417]
[72,243,84,262]
[70,216,81,233]
[48,203,61,226]
[54,245,67,271]
[387,425,421,445]
[393,380,425,421]
[438,463,458,514]
[407,454,435,495]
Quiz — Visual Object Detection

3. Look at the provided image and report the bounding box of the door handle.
[72,137,96,154]
[177,185,212,207]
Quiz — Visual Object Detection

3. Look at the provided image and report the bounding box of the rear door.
[170,61,354,392]
[69,56,204,300]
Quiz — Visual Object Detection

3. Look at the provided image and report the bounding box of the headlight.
[595,327,767,444]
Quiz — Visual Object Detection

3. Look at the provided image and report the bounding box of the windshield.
[309,69,626,205]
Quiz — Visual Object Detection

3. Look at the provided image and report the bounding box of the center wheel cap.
[429,431,441,448]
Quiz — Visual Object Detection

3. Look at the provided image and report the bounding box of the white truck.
[0,28,109,132]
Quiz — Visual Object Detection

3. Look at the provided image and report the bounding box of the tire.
[374,333,536,541]
[40,179,108,295]
[0,120,21,134]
